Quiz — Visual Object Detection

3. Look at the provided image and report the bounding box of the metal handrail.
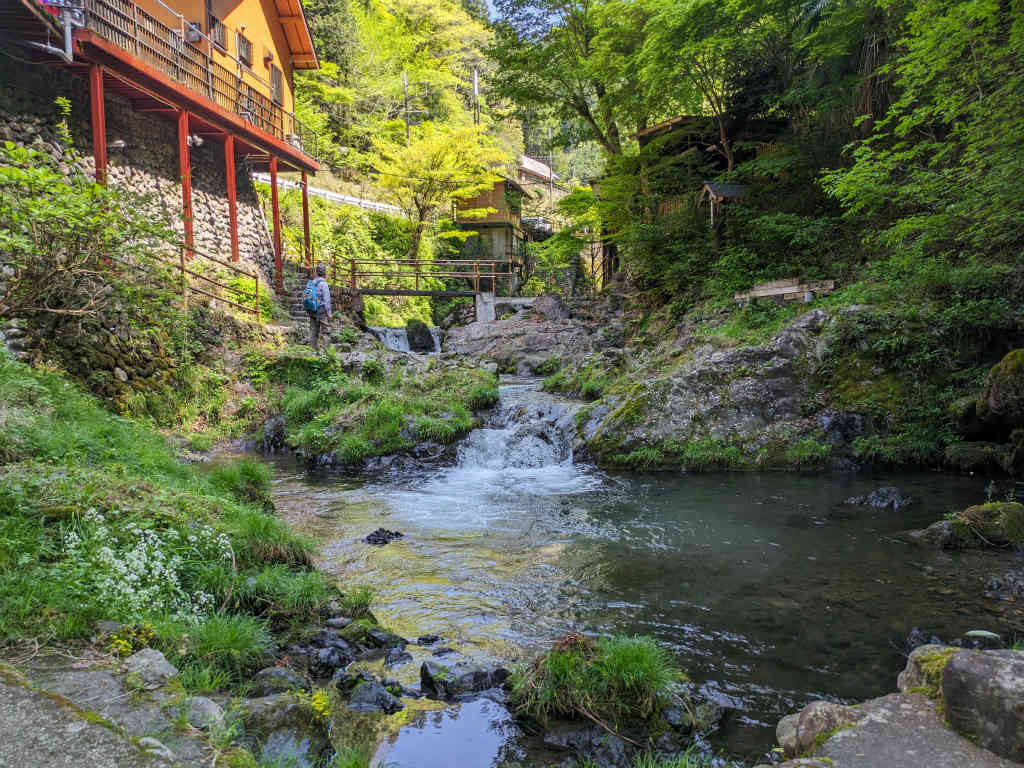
[81,0,320,162]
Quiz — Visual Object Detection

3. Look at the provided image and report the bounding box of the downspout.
[24,2,83,63]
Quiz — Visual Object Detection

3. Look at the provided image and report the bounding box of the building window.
[236,32,253,67]
[269,63,283,106]
[208,15,226,51]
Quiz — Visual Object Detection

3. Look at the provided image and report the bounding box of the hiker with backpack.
[303,263,332,353]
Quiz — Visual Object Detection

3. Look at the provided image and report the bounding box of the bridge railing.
[326,258,518,296]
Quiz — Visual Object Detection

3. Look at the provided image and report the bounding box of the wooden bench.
[734,278,835,304]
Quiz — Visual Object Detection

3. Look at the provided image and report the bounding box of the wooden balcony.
[80,0,320,163]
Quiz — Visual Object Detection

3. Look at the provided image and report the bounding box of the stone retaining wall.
[0,59,276,286]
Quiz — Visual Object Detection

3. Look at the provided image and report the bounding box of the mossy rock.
[943,442,1008,474]
[976,349,1024,429]
[954,502,1024,545]
[339,619,375,644]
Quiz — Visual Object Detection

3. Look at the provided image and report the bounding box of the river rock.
[252,667,312,697]
[419,661,510,699]
[845,487,914,510]
[138,737,176,761]
[976,349,1024,432]
[778,700,858,758]
[533,294,570,321]
[364,528,403,546]
[942,649,1024,761]
[384,647,413,666]
[308,645,355,678]
[541,720,635,768]
[406,319,434,353]
[260,415,286,453]
[348,680,405,714]
[943,441,1007,473]
[813,693,1016,768]
[417,634,441,646]
[239,693,331,764]
[122,649,178,689]
[174,696,224,730]
[897,644,959,693]
[365,628,408,649]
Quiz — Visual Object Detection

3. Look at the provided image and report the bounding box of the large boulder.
[942,649,1024,762]
[977,349,1024,432]
[406,319,435,353]
[533,294,570,321]
[419,661,510,699]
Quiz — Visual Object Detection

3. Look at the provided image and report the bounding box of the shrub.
[509,633,684,726]
[187,433,215,452]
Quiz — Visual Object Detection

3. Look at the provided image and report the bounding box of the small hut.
[698,182,747,228]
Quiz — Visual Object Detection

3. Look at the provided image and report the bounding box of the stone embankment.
[763,645,1024,768]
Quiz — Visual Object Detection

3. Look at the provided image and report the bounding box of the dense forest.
[291,0,1023,304]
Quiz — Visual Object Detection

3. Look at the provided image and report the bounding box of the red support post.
[225,135,239,262]
[270,156,283,290]
[177,110,194,258]
[301,170,311,269]
[89,64,108,185]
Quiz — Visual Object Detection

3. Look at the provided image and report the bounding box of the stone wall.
[0,59,276,287]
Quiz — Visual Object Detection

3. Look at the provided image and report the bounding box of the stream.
[269,377,1024,765]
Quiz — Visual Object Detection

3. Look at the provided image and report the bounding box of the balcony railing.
[81,0,320,163]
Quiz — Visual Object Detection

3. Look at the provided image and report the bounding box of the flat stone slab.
[0,676,171,768]
[818,693,1017,768]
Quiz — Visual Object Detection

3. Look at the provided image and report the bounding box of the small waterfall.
[457,384,579,469]
[369,326,441,354]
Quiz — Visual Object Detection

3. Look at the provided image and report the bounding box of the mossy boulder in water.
[976,349,1024,432]
[406,318,434,352]
[943,442,1008,474]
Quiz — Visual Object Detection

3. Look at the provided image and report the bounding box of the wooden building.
[454,178,530,269]
[3,0,321,288]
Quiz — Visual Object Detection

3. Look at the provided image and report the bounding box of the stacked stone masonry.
[0,59,277,288]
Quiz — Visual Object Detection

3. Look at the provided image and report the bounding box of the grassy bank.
[0,351,331,683]
[249,347,498,463]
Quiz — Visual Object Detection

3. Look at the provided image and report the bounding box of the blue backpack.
[302,278,321,312]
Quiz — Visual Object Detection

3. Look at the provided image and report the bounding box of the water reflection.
[270,382,1024,759]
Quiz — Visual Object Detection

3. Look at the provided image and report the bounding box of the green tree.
[372,123,508,260]
[823,0,1024,261]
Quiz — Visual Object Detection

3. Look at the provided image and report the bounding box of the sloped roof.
[702,182,747,199]
[519,154,559,182]
[272,0,318,69]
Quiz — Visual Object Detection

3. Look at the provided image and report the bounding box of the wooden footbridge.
[320,257,519,298]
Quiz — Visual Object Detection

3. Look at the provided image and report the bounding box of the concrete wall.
[0,59,276,285]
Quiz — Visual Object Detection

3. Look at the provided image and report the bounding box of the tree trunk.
[410,218,427,262]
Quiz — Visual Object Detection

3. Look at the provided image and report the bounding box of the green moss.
[533,357,562,377]
[916,648,957,700]
[954,502,1024,544]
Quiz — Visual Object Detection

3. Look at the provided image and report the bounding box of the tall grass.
[509,634,685,726]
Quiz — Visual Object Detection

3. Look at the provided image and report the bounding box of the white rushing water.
[368,326,441,354]
[372,379,604,529]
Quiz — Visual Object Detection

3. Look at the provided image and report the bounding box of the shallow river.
[269,379,1024,764]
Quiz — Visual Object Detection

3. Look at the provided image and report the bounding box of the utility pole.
[402,70,410,143]
[547,126,554,218]
[472,68,480,126]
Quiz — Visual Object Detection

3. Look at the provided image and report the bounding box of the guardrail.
[82,0,320,161]
[110,242,261,319]
[329,258,516,295]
